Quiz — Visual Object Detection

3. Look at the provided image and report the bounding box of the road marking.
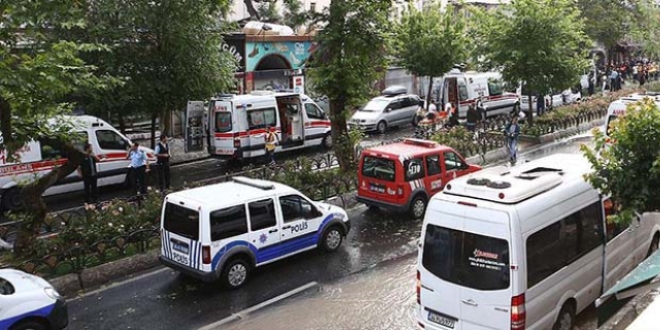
[66,267,170,302]
[196,281,318,330]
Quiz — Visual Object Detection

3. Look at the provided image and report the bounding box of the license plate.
[428,311,456,329]
[171,240,189,254]
[172,252,189,265]
[369,183,385,193]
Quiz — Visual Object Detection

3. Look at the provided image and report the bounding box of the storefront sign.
[246,41,317,72]
[223,34,246,72]
[293,76,305,94]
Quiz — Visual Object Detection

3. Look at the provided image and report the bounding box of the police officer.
[127,142,150,195]
[155,134,171,191]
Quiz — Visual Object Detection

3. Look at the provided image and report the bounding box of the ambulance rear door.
[209,100,236,156]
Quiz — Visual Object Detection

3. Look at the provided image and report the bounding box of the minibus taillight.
[416,270,421,304]
[511,293,526,330]
[202,246,211,265]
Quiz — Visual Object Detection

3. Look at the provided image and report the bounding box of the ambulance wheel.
[322,132,333,150]
[222,258,250,290]
[9,319,47,330]
[1,188,23,212]
[321,226,343,252]
[377,121,387,134]
[409,195,427,219]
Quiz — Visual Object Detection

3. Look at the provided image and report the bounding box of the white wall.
[227,0,332,22]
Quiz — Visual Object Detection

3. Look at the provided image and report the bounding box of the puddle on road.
[226,258,418,330]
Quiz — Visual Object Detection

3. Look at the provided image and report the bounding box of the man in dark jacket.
[466,105,478,132]
[78,143,101,203]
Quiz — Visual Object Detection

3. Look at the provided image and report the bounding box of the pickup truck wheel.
[1,188,24,212]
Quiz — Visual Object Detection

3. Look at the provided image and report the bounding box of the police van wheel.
[9,320,47,330]
[1,188,23,212]
[321,226,343,252]
[322,133,333,150]
[409,195,427,219]
[222,258,250,290]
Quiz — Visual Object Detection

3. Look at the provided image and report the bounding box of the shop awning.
[596,249,660,326]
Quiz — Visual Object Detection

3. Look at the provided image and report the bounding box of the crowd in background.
[594,58,659,92]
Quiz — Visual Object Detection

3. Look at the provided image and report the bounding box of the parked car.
[0,269,68,330]
[349,86,421,134]
[356,138,481,218]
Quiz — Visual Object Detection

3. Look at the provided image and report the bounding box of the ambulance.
[603,92,660,136]
[0,116,156,211]
[427,70,520,119]
[207,91,332,160]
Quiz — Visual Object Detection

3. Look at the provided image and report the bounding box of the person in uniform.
[155,134,171,191]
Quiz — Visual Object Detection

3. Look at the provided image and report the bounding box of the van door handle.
[282,226,291,230]
[461,299,478,306]
[269,229,278,233]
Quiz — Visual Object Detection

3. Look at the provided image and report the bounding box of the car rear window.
[0,277,14,295]
[215,111,232,133]
[422,224,510,291]
[163,203,200,241]
[361,156,396,182]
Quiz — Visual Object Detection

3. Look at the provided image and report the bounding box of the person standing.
[504,116,521,165]
[588,72,595,96]
[264,126,279,165]
[155,134,171,191]
[536,93,546,116]
[78,143,101,203]
[127,142,150,195]
[448,103,459,128]
[466,105,478,132]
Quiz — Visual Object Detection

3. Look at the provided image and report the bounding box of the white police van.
[0,269,68,330]
[159,176,350,289]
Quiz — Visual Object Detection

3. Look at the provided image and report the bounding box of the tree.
[307,0,392,170]
[576,0,641,58]
[0,1,115,253]
[252,0,309,31]
[394,2,468,109]
[582,99,660,225]
[630,0,660,60]
[72,0,236,147]
[471,0,590,124]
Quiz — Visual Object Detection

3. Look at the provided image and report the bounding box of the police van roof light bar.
[232,176,275,190]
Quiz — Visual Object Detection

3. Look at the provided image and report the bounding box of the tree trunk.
[527,94,534,126]
[0,96,14,147]
[162,109,172,137]
[150,112,157,149]
[14,141,85,255]
[118,114,126,134]
[426,76,434,110]
[329,98,352,171]
[243,0,260,20]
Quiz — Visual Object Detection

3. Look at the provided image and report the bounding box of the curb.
[599,290,658,330]
[48,121,601,297]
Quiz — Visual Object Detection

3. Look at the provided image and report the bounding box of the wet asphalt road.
[66,135,595,330]
[42,126,416,213]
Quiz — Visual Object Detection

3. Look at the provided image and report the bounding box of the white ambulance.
[428,70,520,119]
[207,91,332,160]
[603,92,660,136]
[417,154,660,330]
[0,115,156,211]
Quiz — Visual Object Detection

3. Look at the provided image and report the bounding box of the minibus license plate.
[428,311,455,329]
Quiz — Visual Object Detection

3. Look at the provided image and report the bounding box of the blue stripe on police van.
[0,302,56,330]
[188,238,194,268]
[161,230,168,258]
[165,231,172,258]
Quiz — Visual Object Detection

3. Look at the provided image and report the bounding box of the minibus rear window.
[215,112,232,133]
[422,224,510,291]
[164,203,199,241]
[361,156,396,182]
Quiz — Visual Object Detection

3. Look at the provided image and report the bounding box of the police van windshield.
[422,224,510,291]
[215,112,232,133]
[0,277,14,295]
[361,156,396,182]
[164,203,199,240]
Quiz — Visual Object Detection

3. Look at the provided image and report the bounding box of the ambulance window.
[404,158,425,181]
[426,154,442,176]
[305,103,325,120]
[458,82,468,101]
[210,204,248,240]
[248,108,277,130]
[488,79,503,96]
[39,141,62,161]
[215,112,232,133]
[96,130,129,150]
[249,199,276,231]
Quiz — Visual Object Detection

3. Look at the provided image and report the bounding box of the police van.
[207,91,331,160]
[0,116,156,211]
[603,92,660,136]
[417,154,660,330]
[159,176,350,289]
[0,268,68,330]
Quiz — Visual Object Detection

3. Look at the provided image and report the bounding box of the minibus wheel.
[222,257,251,290]
[553,302,575,330]
[1,188,24,211]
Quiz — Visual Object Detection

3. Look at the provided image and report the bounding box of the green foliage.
[431,126,475,157]
[0,1,117,157]
[471,0,590,118]
[576,0,642,50]
[71,0,236,132]
[394,2,468,102]
[629,0,660,59]
[581,98,660,225]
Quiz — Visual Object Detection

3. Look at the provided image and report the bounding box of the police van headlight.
[44,287,61,300]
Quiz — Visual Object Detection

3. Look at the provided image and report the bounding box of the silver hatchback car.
[349,86,421,134]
